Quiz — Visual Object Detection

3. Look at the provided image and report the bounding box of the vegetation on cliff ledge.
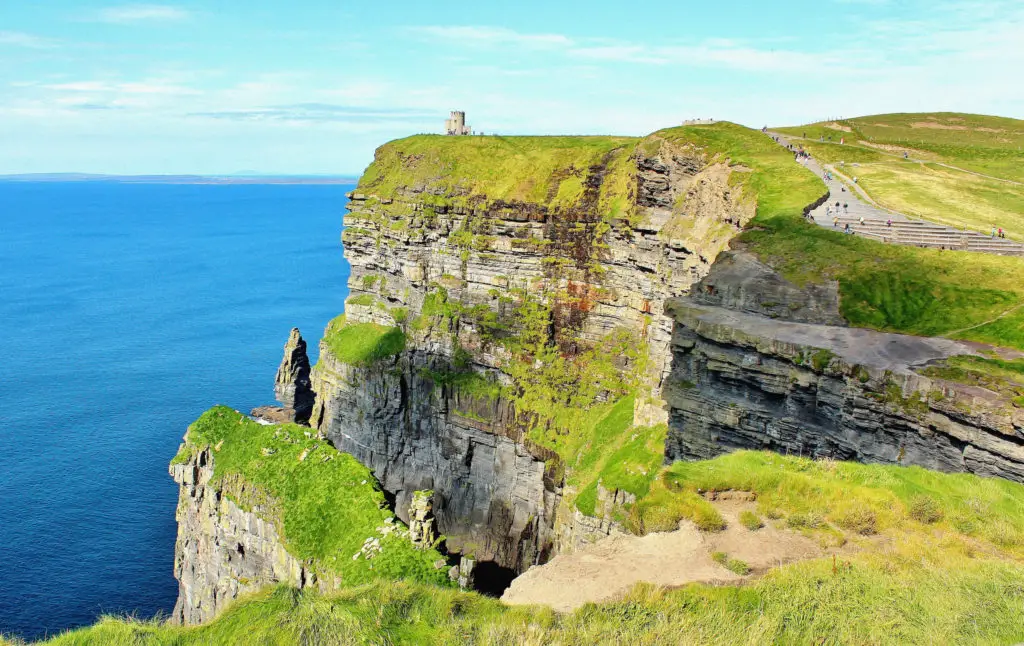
[357,134,638,216]
[33,450,1024,645]
[660,121,1024,351]
[171,407,450,588]
[321,314,406,366]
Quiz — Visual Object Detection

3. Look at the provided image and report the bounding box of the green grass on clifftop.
[665,122,1024,350]
[170,407,450,588]
[357,134,639,215]
[35,450,1024,645]
[322,314,406,366]
[776,113,1024,239]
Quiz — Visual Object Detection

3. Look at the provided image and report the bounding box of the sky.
[0,1,1021,175]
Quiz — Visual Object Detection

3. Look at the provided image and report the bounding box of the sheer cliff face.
[308,136,755,572]
[169,449,334,625]
[663,263,1024,482]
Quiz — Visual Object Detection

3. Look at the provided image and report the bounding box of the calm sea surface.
[0,182,352,641]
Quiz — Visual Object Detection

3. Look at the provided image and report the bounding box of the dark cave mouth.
[471,560,518,597]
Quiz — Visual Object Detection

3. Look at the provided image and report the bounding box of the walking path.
[767,132,1024,257]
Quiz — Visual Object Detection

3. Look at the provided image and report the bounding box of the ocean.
[0,182,352,641]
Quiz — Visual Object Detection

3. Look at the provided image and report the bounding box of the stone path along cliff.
[767,132,1024,257]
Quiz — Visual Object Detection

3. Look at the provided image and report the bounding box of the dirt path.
[501,501,825,612]
[943,301,1024,338]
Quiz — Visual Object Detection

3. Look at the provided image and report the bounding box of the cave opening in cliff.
[471,560,517,597]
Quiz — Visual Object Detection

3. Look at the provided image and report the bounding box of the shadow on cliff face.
[472,560,518,597]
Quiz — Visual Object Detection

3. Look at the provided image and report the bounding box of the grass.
[712,552,751,575]
[28,449,1024,645]
[653,450,1024,552]
[655,123,1024,350]
[776,112,1024,238]
[170,407,451,588]
[356,134,639,215]
[919,354,1024,397]
[322,315,406,366]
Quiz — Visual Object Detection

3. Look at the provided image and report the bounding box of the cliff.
[302,123,1024,578]
[168,407,451,624]
[306,127,759,573]
[664,272,1024,481]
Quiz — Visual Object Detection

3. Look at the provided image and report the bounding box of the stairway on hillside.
[768,131,1024,257]
[818,216,1024,256]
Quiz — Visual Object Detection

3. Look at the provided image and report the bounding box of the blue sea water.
[0,182,352,641]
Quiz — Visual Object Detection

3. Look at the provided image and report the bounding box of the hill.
[775,112,1024,239]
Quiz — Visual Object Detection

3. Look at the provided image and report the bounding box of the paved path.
[766,131,1024,257]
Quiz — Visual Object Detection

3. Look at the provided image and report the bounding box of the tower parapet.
[445,110,471,136]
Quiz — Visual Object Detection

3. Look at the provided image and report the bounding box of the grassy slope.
[170,407,450,588]
[33,450,1024,646]
[357,134,639,216]
[321,314,406,366]
[664,122,1024,350]
[776,112,1024,238]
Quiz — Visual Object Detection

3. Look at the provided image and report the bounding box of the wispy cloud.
[0,31,57,48]
[189,104,436,124]
[94,4,191,24]
[409,26,572,48]
[412,25,843,73]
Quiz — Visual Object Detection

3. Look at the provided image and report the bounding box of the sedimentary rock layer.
[663,298,1024,481]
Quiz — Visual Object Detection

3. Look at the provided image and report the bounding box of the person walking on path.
[859,216,865,226]
[834,216,839,227]
[992,226,997,238]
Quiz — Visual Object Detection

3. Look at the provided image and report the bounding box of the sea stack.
[252,327,314,425]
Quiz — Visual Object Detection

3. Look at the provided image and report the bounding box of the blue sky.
[0,1,1021,175]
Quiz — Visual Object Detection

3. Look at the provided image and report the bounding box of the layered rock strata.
[309,142,755,571]
[663,298,1024,481]
[252,328,315,425]
[169,448,338,625]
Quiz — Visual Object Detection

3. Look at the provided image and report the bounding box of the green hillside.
[28,450,1024,646]
[776,112,1024,238]
[659,121,1024,351]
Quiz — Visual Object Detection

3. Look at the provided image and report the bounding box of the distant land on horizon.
[0,173,358,185]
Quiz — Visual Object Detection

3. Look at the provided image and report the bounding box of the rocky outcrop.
[168,448,338,625]
[308,140,756,572]
[252,328,314,425]
[691,250,844,325]
[663,298,1024,481]
[310,349,561,573]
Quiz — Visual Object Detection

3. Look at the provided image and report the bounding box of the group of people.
[992,226,1008,239]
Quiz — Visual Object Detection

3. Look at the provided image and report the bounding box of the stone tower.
[445,111,471,136]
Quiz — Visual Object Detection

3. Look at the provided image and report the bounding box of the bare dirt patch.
[910,121,967,130]
[825,122,853,133]
[501,499,828,612]
[859,141,931,158]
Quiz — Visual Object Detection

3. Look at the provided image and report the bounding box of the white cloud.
[410,26,572,48]
[0,31,56,48]
[94,4,191,24]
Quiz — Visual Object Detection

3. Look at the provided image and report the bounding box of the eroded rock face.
[310,349,561,573]
[309,144,755,571]
[691,250,845,325]
[252,328,314,425]
[168,449,338,625]
[663,299,1024,481]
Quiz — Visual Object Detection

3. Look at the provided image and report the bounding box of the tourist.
[845,223,851,234]
[843,203,848,213]
[887,218,892,227]
[859,216,865,226]
[834,216,839,227]
[992,226,997,238]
